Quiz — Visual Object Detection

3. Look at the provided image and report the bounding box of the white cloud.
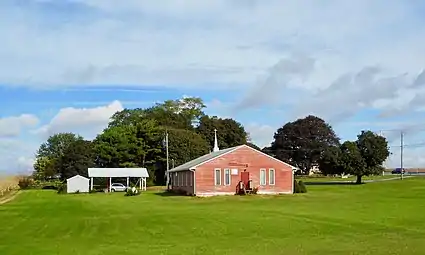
[245,123,275,148]
[204,99,234,119]
[16,156,35,174]
[0,114,39,137]
[3,0,425,171]
[34,100,123,139]
[1,101,125,175]
[1,0,424,93]
[0,139,37,175]
[386,146,425,169]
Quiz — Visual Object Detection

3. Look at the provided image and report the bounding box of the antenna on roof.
[213,129,220,152]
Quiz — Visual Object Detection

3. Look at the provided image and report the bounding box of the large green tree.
[167,128,210,167]
[36,133,84,159]
[339,141,367,184]
[58,140,95,180]
[108,108,146,128]
[196,116,248,149]
[317,146,343,176]
[270,115,340,174]
[95,120,162,167]
[33,133,83,179]
[109,96,206,131]
[32,156,57,180]
[318,130,390,183]
[145,97,206,130]
[94,119,163,184]
[355,130,390,182]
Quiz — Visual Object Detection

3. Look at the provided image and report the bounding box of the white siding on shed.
[67,175,90,193]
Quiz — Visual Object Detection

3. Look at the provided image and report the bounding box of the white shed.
[66,175,90,193]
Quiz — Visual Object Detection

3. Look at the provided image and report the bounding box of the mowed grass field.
[1,178,425,255]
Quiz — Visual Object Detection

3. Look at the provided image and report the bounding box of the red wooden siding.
[195,146,293,196]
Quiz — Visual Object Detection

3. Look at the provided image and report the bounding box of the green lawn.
[1,179,425,255]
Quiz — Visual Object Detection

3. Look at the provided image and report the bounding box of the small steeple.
[213,129,220,152]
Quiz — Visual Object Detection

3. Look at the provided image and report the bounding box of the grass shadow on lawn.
[153,191,186,197]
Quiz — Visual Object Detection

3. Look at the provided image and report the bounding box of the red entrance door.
[241,171,250,187]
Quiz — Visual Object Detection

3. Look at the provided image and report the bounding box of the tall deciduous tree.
[317,146,343,176]
[339,141,367,184]
[33,133,83,179]
[108,108,145,128]
[355,130,390,182]
[94,119,163,184]
[317,130,390,183]
[197,116,248,149]
[109,97,206,131]
[145,96,206,130]
[36,133,84,159]
[270,115,340,174]
[167,129,210,167]
[32,156,57,180]
[58,140,95,180]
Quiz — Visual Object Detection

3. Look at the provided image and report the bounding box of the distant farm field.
[0,175,19,200]
[295,174,400,182]
[1,178,425,254]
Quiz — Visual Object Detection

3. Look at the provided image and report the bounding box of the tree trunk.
[356,175,362,184]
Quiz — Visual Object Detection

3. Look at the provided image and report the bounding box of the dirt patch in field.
[0,190,20,205]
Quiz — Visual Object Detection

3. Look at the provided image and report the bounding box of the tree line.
[264,115,390,183]
[33,97,250,185]
[32,97,390,185]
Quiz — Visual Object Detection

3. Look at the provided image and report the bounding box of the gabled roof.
[168,144,297,172]
[67,174,89,181]
[168,146,240,172]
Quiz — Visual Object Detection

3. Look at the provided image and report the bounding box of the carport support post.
[109,177,112,192]
[139,178,142,189]
[90,177,93,190]
[126,177,129,188]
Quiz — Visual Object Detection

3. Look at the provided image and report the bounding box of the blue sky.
[1,0,425,174]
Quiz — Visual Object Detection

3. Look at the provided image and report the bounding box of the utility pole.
[400,130,404,180]
[165,131,170,189]
[379,130,387,176]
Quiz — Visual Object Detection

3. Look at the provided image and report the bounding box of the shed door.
[241,171,250,186]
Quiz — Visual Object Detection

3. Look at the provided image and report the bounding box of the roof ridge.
[168,145,242,172]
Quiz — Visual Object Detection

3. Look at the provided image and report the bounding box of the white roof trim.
[242,144,297,170]
[170,144,296,172]
[188,146,242,170]
[88,168,149,178]
[67,174,89,180]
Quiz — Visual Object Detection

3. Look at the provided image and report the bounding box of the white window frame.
[269,168,275,185]
[260,168,267,186]
[224,169,231,186]
[214,168,221,186]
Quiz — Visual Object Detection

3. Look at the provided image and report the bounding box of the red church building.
[167,130,295,196]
